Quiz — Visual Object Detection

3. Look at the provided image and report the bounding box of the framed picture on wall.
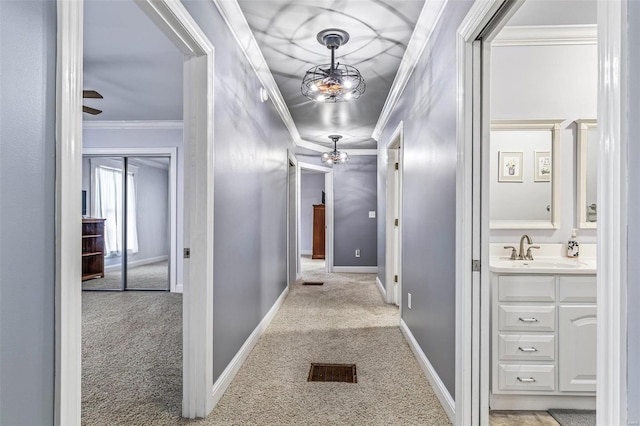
[498,151,523,182]
[535,151,551,182]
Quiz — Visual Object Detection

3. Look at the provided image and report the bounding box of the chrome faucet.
[518,234,540,260]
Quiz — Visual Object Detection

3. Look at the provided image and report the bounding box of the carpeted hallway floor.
[82,265,450,425]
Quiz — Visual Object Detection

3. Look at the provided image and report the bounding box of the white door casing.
[385,121,403,306]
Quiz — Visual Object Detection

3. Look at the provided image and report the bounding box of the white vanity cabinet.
[491,273,596,409]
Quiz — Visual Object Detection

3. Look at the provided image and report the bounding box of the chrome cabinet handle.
[518,317,538,323]
[518,346,538,352]
[517,377,536,383]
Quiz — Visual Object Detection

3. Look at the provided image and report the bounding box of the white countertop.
[490,256,597,274]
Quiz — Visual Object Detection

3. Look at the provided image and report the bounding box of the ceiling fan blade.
[83,90,103,99]
[83,105,102,115]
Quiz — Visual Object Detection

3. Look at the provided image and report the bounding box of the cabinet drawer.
[498,305,555,332]
[559,275,597,303]
[497,364,555,392]
[498,275,555,302]
[498,334,555,361]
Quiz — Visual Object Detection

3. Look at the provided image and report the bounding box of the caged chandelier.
[322,135,349,164]
[301,29,366,103]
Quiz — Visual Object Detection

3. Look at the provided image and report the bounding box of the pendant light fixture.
[322,135,349,164]
[301,29,366,103]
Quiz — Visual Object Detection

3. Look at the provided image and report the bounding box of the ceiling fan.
[83,90,103,115]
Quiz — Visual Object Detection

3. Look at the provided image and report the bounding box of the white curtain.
[93,165,139,255]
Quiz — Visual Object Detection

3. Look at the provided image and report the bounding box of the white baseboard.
[104,255,168,272]
[174,284,183,294]
[332,266,378,273]
[490,394,596,411]
[400,319,455,423]
[211,286,289,408]
[375,276,386,299]
[300,250,312,256]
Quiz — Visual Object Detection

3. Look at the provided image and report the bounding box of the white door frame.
[287,151,298,284]
[55,1,215,423]
[385,121,403,306]
[456,1,628,425]
[297,162,334,273]
[83,147,179,292]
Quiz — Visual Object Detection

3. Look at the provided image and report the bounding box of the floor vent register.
[307,363,357,383]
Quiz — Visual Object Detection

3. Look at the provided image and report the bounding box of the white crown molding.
[372,0,448,141]
[83,120,184,130]
[492,24,597,47]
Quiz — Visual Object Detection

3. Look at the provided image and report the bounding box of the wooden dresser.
[312,204,325,259]
[82,218,105,281]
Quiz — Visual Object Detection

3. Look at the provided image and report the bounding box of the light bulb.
[343,79,353,89]
[311,84,319,92]
[345,92,353,100]
[316,94,325,102]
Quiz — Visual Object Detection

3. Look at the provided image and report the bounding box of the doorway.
[297,162,334,275]
[287,154,298,284]
[385,122,403,306]
[81,151,177,292]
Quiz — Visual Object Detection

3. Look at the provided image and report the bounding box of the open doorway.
[385,122,403,306]
[456,0,599,424]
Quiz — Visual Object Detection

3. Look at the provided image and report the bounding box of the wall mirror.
[576,119,597,228]
[490,119,563,229]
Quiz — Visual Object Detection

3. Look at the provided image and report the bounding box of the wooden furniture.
[312,204,325,259]
[82,218,105,281]
[490,273,596,409]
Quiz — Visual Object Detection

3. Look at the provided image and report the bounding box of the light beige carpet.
[82,267,450,425]
[83,260,169,290]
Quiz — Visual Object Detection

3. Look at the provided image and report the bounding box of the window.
[92,162,139,256]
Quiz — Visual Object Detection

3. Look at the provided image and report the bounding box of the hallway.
[205,268,450,425]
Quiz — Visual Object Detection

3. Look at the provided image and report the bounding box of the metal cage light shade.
[322,135,349,165]
[301,29,366,103]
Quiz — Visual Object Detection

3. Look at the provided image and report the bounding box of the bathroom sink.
[509,260,583,269]
[489,257,595,274]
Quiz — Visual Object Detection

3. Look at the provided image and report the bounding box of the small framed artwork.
[498,151,523,182]
[535,151,551,182]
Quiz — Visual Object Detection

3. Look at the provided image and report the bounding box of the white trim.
[104,255,169,272]
[83,147,179,292]
[332,266,378,273]
[287,151,299,285]
[55,1,84,424]
[575,119,597,230]
[297,162,334,273]
[492,24,597,47]
[375,276,387,300]
[385,121,403,306]
[372,0,448,140]
[597,0,627,424]
[400,319,455,423]
[83,120,183,130]
[211,287,289,407]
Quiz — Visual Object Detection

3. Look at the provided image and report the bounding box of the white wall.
[300,172,324,254]
[490,42,597,244]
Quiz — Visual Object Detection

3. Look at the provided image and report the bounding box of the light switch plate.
[369,211,376,218]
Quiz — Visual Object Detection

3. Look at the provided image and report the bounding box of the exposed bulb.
[343,79,353,89]
[310,84,319,92]
[316,94,325,102]
[344,92,353,100]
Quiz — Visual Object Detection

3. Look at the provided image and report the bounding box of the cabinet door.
[558,305,597,392]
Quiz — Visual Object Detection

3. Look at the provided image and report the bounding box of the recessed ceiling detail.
[237,0,426,149]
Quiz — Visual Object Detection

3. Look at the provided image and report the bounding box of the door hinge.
[394,275,398,283]
[184,248,191,259]
[395,162,399,170]
[394,218,399,226]
[472,259,481,272]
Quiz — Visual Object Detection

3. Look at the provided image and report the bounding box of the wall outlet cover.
[369,211,376,218]
[408,293,412,309]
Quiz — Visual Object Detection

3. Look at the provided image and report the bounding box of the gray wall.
[377,0,474,396]
[297,154,378,267]
[0,1,56,424]
[300,172,324,253]
[626,0,640,422]
[490,43,597,244]
[182,0,294,381]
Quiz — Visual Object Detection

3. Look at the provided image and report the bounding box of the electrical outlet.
[369,211,376,218]
[355,248,361,258]
[408,293,412,309]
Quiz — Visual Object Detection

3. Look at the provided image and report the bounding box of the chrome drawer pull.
[518,317,538,323]
[518,346,538,352]
[517,377,536,383]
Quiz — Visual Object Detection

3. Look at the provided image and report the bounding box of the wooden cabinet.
[491,273,596,409]
[82,218,105,281]
[312,204,325,259]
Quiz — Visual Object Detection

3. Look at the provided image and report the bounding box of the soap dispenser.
[567,229,579,258]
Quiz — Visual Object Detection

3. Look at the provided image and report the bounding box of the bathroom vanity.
[489,258,596,410]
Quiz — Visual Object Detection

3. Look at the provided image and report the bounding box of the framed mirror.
[490,119,563,229]
[576,119,597,228]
